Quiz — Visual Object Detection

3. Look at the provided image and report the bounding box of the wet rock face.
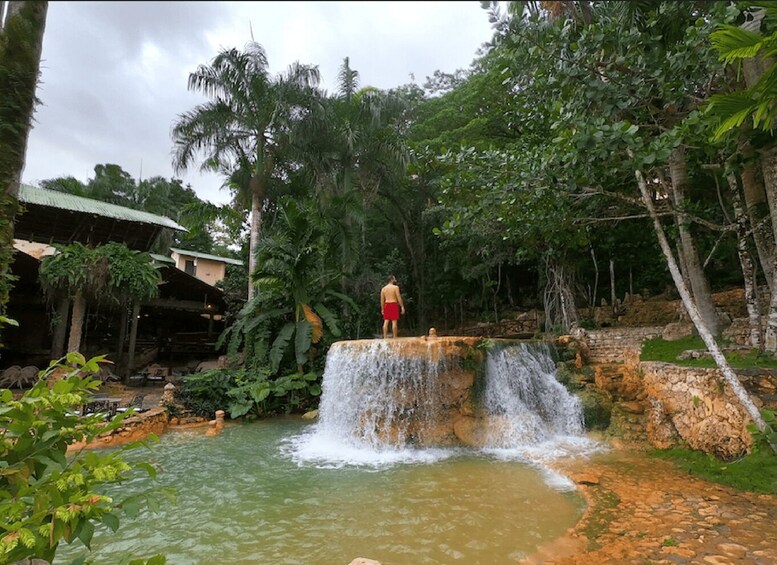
[640,362,753,460]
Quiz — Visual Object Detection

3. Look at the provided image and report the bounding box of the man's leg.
[383,319,389,338]
[392,320,398,339]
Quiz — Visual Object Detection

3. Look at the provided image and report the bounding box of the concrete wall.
[171,252,227,286]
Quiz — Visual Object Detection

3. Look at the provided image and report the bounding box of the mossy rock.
[578,388,613,430]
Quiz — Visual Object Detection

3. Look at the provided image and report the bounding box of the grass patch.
[662,537,679,547]
[640,336,777,368]
[651,446,777,493]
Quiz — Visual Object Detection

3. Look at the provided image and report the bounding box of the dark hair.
[388,275,397,283]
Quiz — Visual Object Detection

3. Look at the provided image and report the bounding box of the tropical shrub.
[0,353,165,564]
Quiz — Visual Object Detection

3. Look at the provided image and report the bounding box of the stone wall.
[67,407,168,452]
[639,363,760,460]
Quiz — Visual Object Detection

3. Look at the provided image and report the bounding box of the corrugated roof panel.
[18,184,187,232]
[170,247,244,266]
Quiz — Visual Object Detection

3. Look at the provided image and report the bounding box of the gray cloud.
[23,1,495,205]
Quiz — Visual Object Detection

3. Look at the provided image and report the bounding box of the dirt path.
[526,447,777,564]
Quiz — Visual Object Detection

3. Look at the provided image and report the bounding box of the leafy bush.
[0,353,165,564]
[175,369,237,418]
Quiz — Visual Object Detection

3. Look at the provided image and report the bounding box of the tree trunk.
[0,1,48,328]
[125,302,141,381]
[247,175,263,301]
[115,303,128,366]
[50,296,69,359]
[760,144,777,350]
[67,292,86,353]
[609,257,616,316]
[589,244,599,318]
[636,168,773,450]
[669,146,719,334]
[741,154,773,288]
[728,173,762,349]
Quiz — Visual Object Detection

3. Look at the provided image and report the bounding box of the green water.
[55,419,584,565]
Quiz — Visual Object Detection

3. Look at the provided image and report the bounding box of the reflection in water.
[55,421,584,565]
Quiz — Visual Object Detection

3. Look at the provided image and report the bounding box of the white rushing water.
[290,340,600,470]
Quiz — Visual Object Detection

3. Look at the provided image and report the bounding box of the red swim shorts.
[383,302,400,321]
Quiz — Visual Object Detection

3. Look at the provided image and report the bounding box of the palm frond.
[710,25,766,62]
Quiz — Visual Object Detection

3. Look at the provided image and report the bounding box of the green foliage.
[0,353,165,564]
[641,337,777,368]
[747,409,777,454]
[177,367,321,419]
[651,443,777,493]
[227,370,321,418]
[39,242,160,306]
[175,369,237,419]
[708,2,777,139]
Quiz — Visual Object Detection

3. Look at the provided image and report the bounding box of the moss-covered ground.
[650,446,777,493]
[640,336,777,369]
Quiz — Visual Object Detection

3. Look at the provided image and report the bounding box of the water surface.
[56,419,584,565]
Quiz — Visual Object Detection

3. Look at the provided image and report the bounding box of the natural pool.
[56,419,586,565]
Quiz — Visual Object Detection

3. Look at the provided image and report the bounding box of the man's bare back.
[381,283,402,304]
[380,276,405,338]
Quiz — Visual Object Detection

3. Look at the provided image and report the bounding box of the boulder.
[662,322,695,341]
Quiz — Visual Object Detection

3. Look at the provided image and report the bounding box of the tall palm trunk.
[636,169,774,453]
[669,146,719,334]
[0,1,48,326]
[248,175,264,300]
[728,173,762,349]
[66,292,86,353]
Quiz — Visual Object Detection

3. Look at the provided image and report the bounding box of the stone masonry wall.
[640,362,755,460]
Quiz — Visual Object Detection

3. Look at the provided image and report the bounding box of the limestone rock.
[348,559,381,565]
[302,409,319,420]
[662,322,695,341]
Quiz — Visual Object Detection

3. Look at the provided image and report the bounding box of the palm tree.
[172,42,320,299]
[299,58,408,275]
[220,197,348,375]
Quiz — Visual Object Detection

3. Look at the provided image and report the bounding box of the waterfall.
[312,338,585,453]
[482,342,584,447]
[316,340,454,449]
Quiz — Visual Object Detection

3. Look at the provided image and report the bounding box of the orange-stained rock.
[453,415,490,447]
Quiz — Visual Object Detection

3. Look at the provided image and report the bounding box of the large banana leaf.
[270,322,295,373]
[295,320,312,366]
[314,302,341,337]
[302,303,323,343]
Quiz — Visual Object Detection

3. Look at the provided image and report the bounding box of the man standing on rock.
[381,275,405,339]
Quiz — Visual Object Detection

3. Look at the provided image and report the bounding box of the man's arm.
[380,287,386,311]
[397,287,406,313]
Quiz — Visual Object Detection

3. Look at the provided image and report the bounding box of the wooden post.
[208,312,214,338]
[126,302,141,380]
[609,258,616,315]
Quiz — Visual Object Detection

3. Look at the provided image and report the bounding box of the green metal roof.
[18,184,186,232]
[170,247,244,266]
[150,253,176,264]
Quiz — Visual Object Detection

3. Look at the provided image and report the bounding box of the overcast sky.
[22,1,496,205]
